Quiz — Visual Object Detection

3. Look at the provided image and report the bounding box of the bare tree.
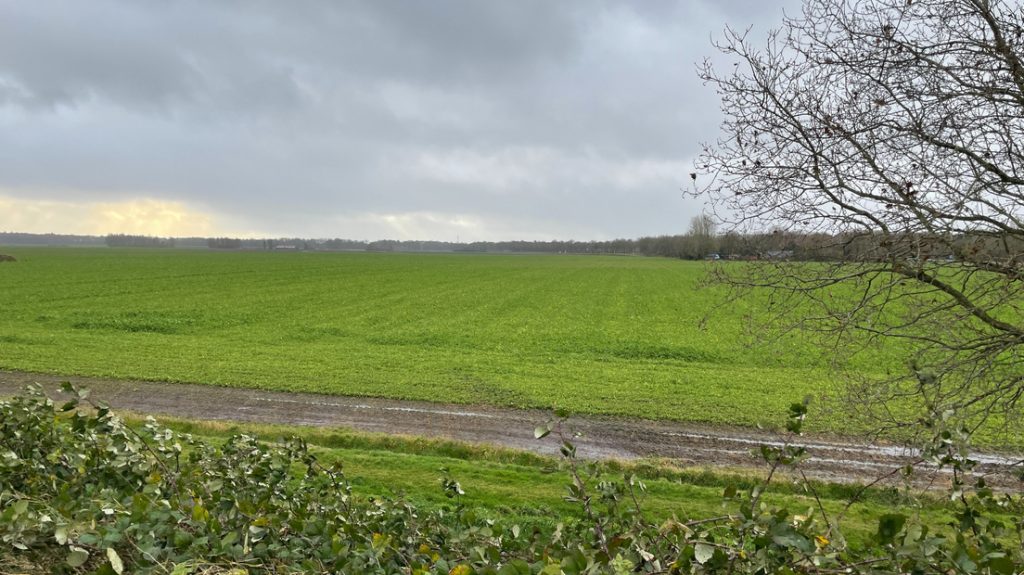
[685,214,719,258]
[695,0,1024,434]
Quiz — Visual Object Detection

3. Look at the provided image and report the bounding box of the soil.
[2,370,1021,489]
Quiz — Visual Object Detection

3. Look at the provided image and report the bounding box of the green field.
[0,247,892,433]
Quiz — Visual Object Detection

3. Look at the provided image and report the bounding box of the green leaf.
[534,425,551,440]
[694,543,714,565]
[772,529,811,551]
[66,546,89,567]
[988,556,1015,575]
[106,548,124,574]
[540,564,563,575]
[877,513,907,544]
[498,560,532,575]
[54,526,68,545]
[249,524,268,541]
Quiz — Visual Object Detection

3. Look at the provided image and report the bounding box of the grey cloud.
[0,0,799,240]
[0,2,200,109]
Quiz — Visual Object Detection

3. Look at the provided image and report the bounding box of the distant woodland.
[1,230,1013,262]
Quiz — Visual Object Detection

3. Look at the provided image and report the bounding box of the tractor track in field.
[2,370,1021,490]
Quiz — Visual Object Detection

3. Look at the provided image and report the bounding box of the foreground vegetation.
[0,247,913,437]
[3,385,1020,574]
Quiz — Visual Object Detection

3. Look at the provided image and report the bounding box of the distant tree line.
[103,234,175,248]
[207,237,242,249]
[4,230,1016,263]
[0,232,105,246]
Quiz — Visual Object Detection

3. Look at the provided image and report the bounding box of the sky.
[0,0,797,241]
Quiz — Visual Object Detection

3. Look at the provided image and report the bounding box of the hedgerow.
[2,384,1022,574]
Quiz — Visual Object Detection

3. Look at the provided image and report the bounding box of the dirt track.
[2,370,1020,489]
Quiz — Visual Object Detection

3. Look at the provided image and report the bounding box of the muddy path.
[2,370,1021,489]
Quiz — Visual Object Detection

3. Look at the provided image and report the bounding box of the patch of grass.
[146,415,912,505]
[0,334,40,345]
[70,311,200,334]
[142,414,984,550]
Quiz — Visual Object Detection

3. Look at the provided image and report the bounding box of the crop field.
[0,247,901,434]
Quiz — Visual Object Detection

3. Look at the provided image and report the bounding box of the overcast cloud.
[0,0,798,241]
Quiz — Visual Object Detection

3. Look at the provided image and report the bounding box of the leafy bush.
[1,385,1022,574]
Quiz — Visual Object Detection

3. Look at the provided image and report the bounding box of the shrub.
[1,385,1021,573]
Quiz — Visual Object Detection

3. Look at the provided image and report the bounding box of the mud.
[1,370,1020,489]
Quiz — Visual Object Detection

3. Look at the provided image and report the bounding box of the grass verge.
[139,414,984,550]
